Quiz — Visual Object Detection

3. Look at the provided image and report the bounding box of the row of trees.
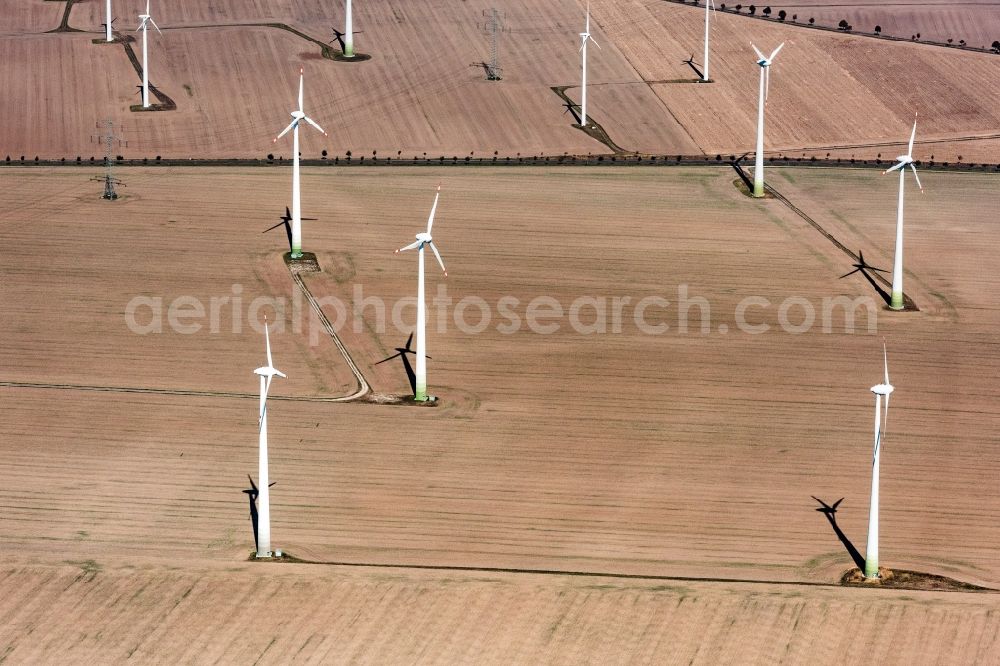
[685,0,999,51]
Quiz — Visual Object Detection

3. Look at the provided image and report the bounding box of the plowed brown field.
[1,563,998,664]
[591,0,1000,161]
[1,166,999,660]
[2,0,998,161]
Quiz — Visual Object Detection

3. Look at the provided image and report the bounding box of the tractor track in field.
[287,266,371,403]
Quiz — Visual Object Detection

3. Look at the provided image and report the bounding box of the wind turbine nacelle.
[896,156,911,163]
[416,232,432,242]
[291,111,305,120]
[871,383,894,396]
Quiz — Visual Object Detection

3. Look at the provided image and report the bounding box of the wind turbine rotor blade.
[429,241,448,276]
[883,161,905,175]
[275,120,296,141]
[839,267,861,279]
[907,115,917,156]
[149,17,162,35]
[883,343,890,385]
[265,324,274,369]
[263,221,286,233]
[298,68,304,112]
[395,240,421,254]
[590,35,601,49]
[405,332,414,350]
[248,474,258,491]
[274,369,287,379]
[769,42,785,60]
[765,66,770,102]
[426,185,441,234]
[751,42,765,61]
[909,164,924,192]
[883,393,890,437]
[375,353,402,365]
[261,375,272,413]
[303,116,327,136]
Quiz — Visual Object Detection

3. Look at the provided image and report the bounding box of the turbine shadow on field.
[375,332,424,397]
[840,250,892,307]
[243,475,275,552]
[812,496,866,570]
[682,55,704,80]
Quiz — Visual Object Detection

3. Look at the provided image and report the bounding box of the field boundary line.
[0,380,355,403]
[274,557,999,594]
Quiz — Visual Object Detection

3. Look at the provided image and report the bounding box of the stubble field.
[1,165,999,661]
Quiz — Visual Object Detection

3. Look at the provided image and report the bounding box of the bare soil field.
[3,0,998,162]
[2,1,699,159]
[0,1,62,35]
[767,0,1000,48]
[1,166,999,660]
[1,562,998,664]
[592,0,1000,161]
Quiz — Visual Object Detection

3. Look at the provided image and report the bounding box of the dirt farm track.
[1,165,1000,662]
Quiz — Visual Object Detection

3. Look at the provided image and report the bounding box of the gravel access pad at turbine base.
[2,166,999,661]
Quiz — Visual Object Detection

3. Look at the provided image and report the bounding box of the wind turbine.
[701,0,715,82]
[273,68,327,259]
[883,115,923,310]
[578,4,600,128]
[136,0,162,109]
[343,0,355,57]
[253,320,286,558]
[864,344,894,578]
[103,0,115,42]
[394,185,448,402]
[750,42,784,197]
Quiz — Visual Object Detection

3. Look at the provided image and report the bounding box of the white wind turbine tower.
[273,68,328,259]
[394,185,448,402]
[254,320,286,558]
[750,42,784,197]
[578,4,600,128]
[701,0,715,82]
[864,344,894,578]
[883,115,923,311]
[136,0,161,109]
[105,0,114,42]
[344,0,355,58]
